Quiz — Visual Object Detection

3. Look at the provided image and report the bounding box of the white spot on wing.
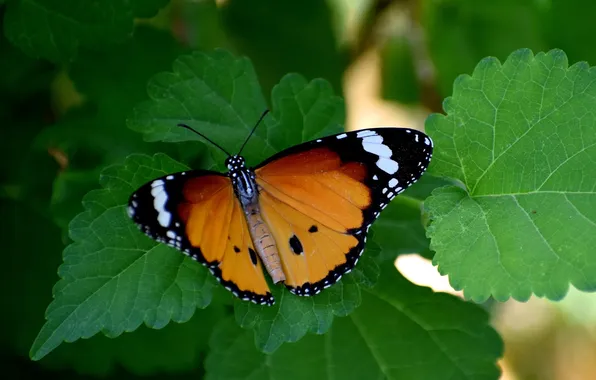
[356,130,376,138]
[151,184,171,227]
[388,178,398,188]
[166,175,174,180]
[376,157,398,174]
[373,175,378,180]
[424,136,432,146]
[362,135,383,144]
[363,142,392,157]
[336,133,348,139]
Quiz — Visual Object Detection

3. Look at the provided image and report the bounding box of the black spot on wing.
[233,246,240,253]
[285,228,366,297]
[289,235,303,255]
[248,247,258,265]
[308,225,318,233]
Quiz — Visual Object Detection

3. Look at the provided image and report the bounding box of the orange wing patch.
[214,200,273,304]
[255,148,371,295]
[259,191,361,293]
[256,148,371,232]
[178,175,273,305]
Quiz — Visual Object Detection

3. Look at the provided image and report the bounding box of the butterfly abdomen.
[244,202,286,283]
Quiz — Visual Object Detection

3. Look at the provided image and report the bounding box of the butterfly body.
[226,155,286,283]
[128,127,433,306]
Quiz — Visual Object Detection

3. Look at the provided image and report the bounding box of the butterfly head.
[225,155,246,171]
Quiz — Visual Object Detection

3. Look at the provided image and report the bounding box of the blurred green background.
[3,0,596,378]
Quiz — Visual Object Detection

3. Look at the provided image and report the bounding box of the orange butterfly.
[128,111,433,305]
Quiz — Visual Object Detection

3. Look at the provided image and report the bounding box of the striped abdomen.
[243,202,285,283]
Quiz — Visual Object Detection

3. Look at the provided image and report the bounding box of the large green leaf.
[3,0,168,62]
[30,154,216,361]
[206,265,503,380]
[426,49,596,302]
[128,49,275,166]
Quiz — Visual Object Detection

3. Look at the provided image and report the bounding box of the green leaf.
[372,175,454,262]
[206,265,503,380]
[233,244,379,354]
[267,74,345,150]
[3,0,168,62]
[426,49,596,302]
[373,196,431,261]
[30,154,216,361]
[219,0,346,97]
[128,49,276,165]
[42,305,227,376]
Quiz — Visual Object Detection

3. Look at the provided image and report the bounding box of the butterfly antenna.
[238,109,270,156]
[177,123,232,157]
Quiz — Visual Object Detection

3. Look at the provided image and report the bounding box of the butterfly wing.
[254,127,433,295]
[128,171,274,305]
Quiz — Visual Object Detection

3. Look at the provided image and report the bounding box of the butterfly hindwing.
[255,127,433,295]
[128,171,273,305]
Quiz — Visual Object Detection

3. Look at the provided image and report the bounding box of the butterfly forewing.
[254,127,433,295]
[128,170,274,305]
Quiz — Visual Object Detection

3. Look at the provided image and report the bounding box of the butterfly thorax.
[226,155,258,206]
[225,155,286,283]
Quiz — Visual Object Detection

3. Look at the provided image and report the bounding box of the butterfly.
[127,111,433,306]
